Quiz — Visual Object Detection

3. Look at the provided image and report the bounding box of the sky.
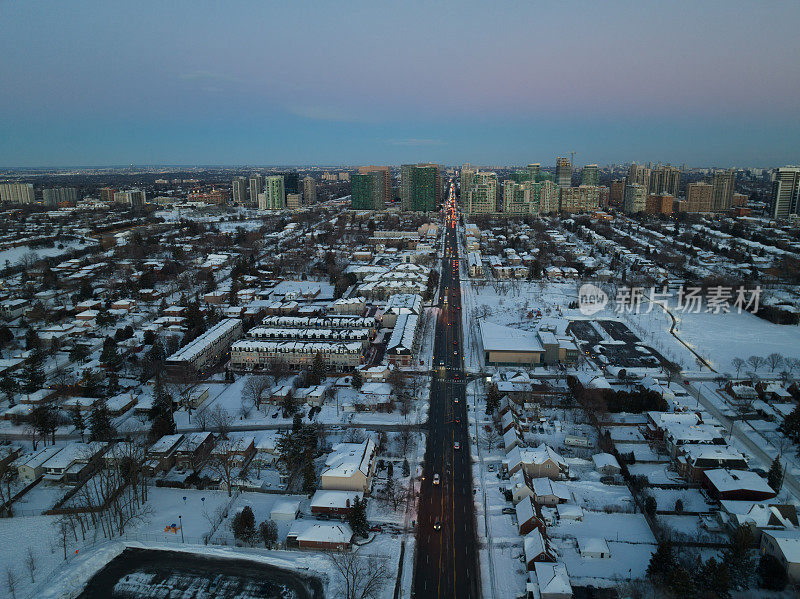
[1,0,799,168]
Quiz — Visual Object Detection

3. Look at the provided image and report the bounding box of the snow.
[672,307,800,372]
[0,239,96,267]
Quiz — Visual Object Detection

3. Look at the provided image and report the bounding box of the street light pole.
[179,514,185,543]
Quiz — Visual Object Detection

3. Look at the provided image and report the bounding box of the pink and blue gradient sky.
[1,0,799,167]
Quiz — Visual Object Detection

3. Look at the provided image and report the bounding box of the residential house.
[320,439,377,493]
[174,432,215,471]
[761,530,800,583]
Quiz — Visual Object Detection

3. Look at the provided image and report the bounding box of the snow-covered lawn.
[0,239,96,266]
[673,308,800,372]
[548,511,655,544]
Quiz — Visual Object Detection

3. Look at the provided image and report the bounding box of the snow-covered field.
[673,308,800,372]
[0,239,96,266]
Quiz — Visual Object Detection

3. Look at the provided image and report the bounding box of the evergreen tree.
[302,459,316,493]
[232,506,256,544]
[149,375,175,439]
[767,456,784,493]
[402,458,410,477]
[644,495,657,517]
[89,400,115,442]
[646,541,675,579]
[25,329,40,351]
[722,525,756,590]
[282,391,297,417]
[259,519,278,549]
[69,344,90,363]
[107,371,119,395]
[778,404,800,448]
[757,554,787,591]
[70,405,85,442]
[80,369,100,397]
[21,354,45,394]
[100,336,121,370]
[485,383,501,415]
[0,374,18,405]
[31,405,57,446]
[143,329,156,346]
[311,352,327,383]
[148,339,165,363]
[698,557,731,599]
[347,496,369,537]
[351,370,363,390]
[385,473,395,502]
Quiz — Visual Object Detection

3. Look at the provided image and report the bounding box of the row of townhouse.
[230,339,364,371]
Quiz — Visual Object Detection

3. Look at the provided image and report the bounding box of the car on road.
[454,350,458,355]
[433,518,441,530]
[454,441,460,450]
[433,474,440,485]
[453,340,458,345]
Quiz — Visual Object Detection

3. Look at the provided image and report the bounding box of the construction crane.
[569,151,577,167]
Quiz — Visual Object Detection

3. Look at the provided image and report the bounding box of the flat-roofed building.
[165,318,243,379]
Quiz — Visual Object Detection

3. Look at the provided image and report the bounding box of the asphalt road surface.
[77,548,323,599]
[412,183,480,598]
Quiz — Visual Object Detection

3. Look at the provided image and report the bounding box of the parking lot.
[570,319,662,369]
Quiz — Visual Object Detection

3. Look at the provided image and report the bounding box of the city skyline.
[2,1,799,167]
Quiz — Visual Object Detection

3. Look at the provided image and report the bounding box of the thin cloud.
[387,138,447,146]
[178,70,241,84]
[288,104,370,123]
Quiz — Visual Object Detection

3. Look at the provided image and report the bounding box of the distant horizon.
[0,161,785,172]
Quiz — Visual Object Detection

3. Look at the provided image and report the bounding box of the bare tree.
[55,518,70,560]
[209,437,238,497]
[326,547,391,599]
[0,465,18,517]
[767,353,785,373]
[481,430,496,452]
[785,357,800,376]
[210,405,233,438]
[746,355,766,373]
[24,548,35,583]
[384,478,407,511]
[242,375,271,412]
[663,362,681,386]
[194,407,210,431]
[730,357,745,379]
[398,424,415,455]
[343,428,366,444]
[5,566,18,599]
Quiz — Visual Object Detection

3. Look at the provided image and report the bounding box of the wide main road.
[412,182,479,598]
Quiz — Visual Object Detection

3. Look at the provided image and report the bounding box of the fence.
[26,524,306,599]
